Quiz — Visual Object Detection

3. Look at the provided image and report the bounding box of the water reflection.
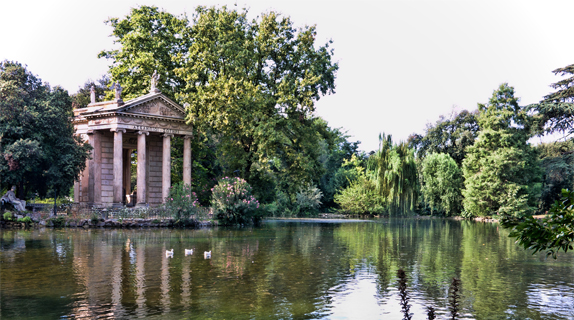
[1,220,573,319]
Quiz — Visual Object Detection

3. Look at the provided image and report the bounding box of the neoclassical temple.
[73,79,192,207]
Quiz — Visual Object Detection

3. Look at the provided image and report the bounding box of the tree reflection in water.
[1,219,573,319]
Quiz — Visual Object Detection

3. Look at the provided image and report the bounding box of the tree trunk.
[53,188,58,216]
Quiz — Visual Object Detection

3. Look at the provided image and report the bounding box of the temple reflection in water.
[1,221,573,319]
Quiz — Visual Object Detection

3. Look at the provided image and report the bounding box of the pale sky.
[2,0,573,152]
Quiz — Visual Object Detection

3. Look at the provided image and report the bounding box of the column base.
[135,203,148,208]
[112,203,124,208]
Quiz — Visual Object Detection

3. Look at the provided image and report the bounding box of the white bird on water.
[166,249,174,257]
[185,249,193,256]
[204,251,211,259]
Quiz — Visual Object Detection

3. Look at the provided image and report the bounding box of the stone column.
[73,180,80,203]
[162,134,173,203]
[112,128,126,207]
[81,133,92,203]
[137,131,149,206]
[183,135,192,185]
[93,130,102,206]
[123,149,132,197]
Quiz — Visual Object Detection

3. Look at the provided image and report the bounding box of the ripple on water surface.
[1,220,573,319]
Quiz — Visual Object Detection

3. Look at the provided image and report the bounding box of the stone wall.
[148,135,163,206]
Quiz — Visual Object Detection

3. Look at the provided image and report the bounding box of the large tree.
[316,123,362,208]
[0,61,91,206]
[535,140,574,212]
[100,5,338,200]
[420,153,463,216]
[534,64,574,136]
[98,6,192,101]
[409,109,479,166]
[177,6,337,196]
[462,83,542,217]
[367,134,418,214]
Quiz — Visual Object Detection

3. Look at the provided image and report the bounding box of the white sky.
[2,0,573,152]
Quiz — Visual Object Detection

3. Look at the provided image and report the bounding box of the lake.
[1,218,573,319]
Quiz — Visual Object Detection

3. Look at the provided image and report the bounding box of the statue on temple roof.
[150,70,160,93]
[90,85,96,104]
[114,82,123,101]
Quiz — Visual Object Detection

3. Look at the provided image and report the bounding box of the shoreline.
[1,212,525,229]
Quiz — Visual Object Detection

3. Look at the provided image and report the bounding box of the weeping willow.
[367,133,418,215]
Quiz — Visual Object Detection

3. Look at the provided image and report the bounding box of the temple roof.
[74,92,186,122]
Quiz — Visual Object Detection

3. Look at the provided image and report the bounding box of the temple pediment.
[119,94,186,119]
[74,82,192,136]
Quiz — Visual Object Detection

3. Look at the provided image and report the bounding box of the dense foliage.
[317,125,362,208]
[368,134,418,214]
[419,153,463,216]
[534,64,574,136]
[409,110,479,166]
[0,61,91,207]
[164,182,201,220]
[335,135,417,215]
[211,177,261,225]
[334,174,384,215]
[294,184,323,216]
[98,6,191,101]
[502,189,574,258]
[536,140,574,212]
[99,5,339,214]
[462,83,542,217]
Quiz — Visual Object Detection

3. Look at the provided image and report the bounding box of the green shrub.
[165,182,201,219]
[3,212,14,221]
[211,177,261,225]
[49,216,66,228]
[90,213,100,224]
[17,216,33,226]
[334,177,385,215]
[295,184,323,216]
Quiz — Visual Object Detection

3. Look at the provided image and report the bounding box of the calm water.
[1,219,573,319]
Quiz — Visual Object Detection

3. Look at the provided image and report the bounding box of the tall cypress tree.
[462,83,542,217]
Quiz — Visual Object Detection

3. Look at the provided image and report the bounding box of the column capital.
[183,135,193,140]
[163,133,174,138]
[138,131,150,136]
[111,128,126,133]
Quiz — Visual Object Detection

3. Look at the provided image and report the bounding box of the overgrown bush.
[17,216,32,226]
[262,190,294,217]
[164,182,201,219]
[211,177,261,225]
[49,216,66,228]
[334,176,385,215]
[295,184,323,216]
[3,211,14,221]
